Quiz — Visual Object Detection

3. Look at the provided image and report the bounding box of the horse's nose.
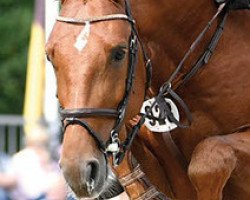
[59,157,103,197]
[85,160,100,194]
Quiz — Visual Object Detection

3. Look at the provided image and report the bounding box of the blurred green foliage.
[0,0,34,114]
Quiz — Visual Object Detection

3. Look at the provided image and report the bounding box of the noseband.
[57,0,152,166]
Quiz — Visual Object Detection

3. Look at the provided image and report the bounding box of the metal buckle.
[160,82,172,95]
[106,131,122,166]
[146,59,151,67]
[130,35,138,54]
[65,117,75,121]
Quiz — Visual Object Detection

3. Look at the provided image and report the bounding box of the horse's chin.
[68,167,124,200]
[97,172,124,200]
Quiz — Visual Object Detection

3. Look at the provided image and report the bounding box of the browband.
[57,14,135,24]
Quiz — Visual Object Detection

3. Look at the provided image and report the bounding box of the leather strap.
[179,9,229,88]
[57,14,134,24]
[134,186,167,200]
[119,165,145,187]
[144,3,228,130]
[64,118,107,151]
[118,154,170,200]
[163,3,226,86]
[60,108,119,119]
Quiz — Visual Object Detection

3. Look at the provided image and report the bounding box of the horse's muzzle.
[60,155,106,199]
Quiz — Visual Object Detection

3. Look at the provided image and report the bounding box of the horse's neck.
[132,0,217,89]
[132,0,250,160]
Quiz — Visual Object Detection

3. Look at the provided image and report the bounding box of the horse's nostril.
[85,161,99,194]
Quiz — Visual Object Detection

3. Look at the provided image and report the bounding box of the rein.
[150,2,228,129]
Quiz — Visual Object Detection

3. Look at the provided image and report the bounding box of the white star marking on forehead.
[74,21,90,52]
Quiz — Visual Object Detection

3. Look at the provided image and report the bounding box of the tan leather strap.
[134,186,163,200]
[119,165,145,187]
[118,153,169,200]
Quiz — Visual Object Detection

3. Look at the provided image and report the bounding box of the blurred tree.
[0,0,34,114]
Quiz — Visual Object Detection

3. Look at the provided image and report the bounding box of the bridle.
[54,1,250,199]
[57,0,152,166]
[57,0,230,166]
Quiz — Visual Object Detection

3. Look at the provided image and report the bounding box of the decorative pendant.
[140,97,180,132]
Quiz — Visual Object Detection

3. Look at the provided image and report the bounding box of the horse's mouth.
[97,173,124,200]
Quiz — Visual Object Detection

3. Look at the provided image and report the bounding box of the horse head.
[46,0,147,198]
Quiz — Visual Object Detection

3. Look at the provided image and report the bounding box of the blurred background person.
[0,152,14,200]
[0,0,65,199]
[5,125,67,200]
[0,0,129,199]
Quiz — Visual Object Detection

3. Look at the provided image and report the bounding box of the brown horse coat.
[125,0,250,199]
[46,0,250,199]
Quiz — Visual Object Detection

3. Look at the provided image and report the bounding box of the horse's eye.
[112,48,126,62]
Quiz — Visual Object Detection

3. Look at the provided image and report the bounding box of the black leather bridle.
[57,0,231,166]
[57,0,152,166]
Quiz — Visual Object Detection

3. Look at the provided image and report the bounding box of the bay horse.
[46,0,250,199]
